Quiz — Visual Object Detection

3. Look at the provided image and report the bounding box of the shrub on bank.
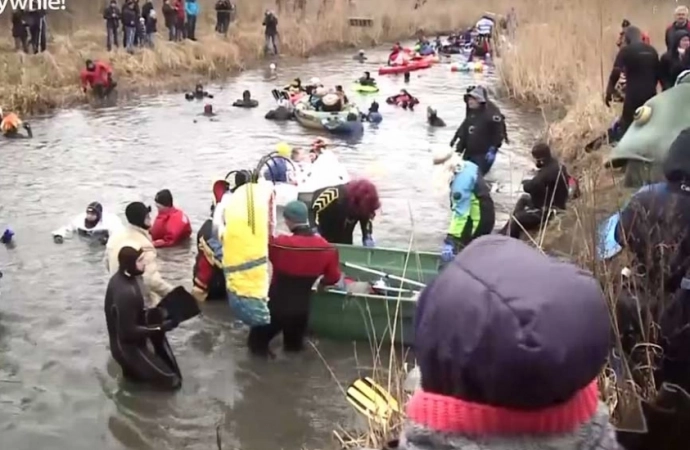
[0,0,487,114]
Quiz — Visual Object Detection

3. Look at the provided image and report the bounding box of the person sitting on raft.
[426,106,445,127]
[106,202,174,308]
[499,143,569,240]
[386,89,418,110]
[285,78,304,94]
[52,201,123,245]
[80,59,117,99]
[362,101,382,123]
[150,189,192,248]
[353,49,367,62]
[388,42,405,65]
[305,77,323,95]
[335,85,349,105]
[265,98,294,121]
[320,92,343,112]
[193,171,251,302]
[105,246,181,391]
[232,90,259,108]
[358,71,376,87]
[247,200,343,358]
[0,108,32,138]
[185,83,212,100]
[433,148,494,263]
[450,87,505,175]
[308,179,380,246]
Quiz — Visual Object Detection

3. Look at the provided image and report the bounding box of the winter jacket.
[185,0,198,17]
[150,207,192,247]
[105,225,174,307]
[162,2,175,27]
[52,212,123,240]
[103,5,121,28]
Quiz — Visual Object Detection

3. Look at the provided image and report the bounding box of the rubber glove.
[441,241,455,263]
[363,235,375,247]
[1,229,14,244]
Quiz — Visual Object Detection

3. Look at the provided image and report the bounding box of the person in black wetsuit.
[104,246,181,390]
[450,87,505,175]
[659,30,690,90]
[232,90,259,108]
[185,83,213,100]
[265,98,293,121]
[308,179,380,246]
[605,26,659,137]
[499,143,569,239]
[358,71,376,86]
[427,106,446,127]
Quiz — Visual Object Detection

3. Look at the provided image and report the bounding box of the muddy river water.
[0,45,539,449]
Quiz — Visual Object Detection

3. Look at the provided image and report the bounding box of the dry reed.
[0,0,491,114]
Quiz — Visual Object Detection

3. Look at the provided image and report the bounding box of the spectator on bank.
[141,0,153,21]
[162,0,176,40]
[215,0,232,36]
[11,9,29,53]
[103,0,121,51]
[27,1,47,53]
[263,10,278,55]
[174,0,185,41]
[132,0,141,45]
[185,0,198,41]
[121,0,137,52]
[666,6,690,51]
[137,17,147,47]
[146,10,157,47]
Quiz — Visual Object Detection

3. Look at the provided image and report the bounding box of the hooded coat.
[659,29,690,90]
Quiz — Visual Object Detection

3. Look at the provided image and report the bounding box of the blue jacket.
[185,0,198,16]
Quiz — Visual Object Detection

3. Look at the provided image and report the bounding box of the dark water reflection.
[0,45,539,449]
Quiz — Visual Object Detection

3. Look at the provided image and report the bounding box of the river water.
[0,45,538,449]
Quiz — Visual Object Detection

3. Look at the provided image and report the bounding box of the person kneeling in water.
[232,90,259,108]
[247,201,343,358]
[265,98,294,121]
[434,149,494,263]
[309,179,380,246]
[150,189,192,248]
[499,143,569,240]
[0,108,32,138]
[80,59,117,99]
[358,71,376,86]
[426,106,446,127]
[105,246,181,390]
[362,101,382,123]
[386,89,418,110]
[52,201,123,245]
[185,83,213,100]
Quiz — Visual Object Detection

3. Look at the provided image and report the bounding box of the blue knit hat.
[414,235,610,410]
[283,200,309,225]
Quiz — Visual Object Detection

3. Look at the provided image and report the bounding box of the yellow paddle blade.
[345,377,400,424]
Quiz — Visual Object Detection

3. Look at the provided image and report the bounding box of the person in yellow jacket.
[105,201,174,308]
[0,107,32,138]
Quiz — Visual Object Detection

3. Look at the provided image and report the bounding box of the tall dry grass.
[0,0,491,114]
[496,0,673,162]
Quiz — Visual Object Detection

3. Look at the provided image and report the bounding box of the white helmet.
[310,77,321,85]
[269,63,276,70]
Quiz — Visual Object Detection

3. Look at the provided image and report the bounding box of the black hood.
[85,201,103,229]
[672,29,690,57]
[664,128,690,183]
[118,246,144,276]
[125,202,151,229]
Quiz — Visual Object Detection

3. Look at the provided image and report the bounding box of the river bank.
[1,0,491,114]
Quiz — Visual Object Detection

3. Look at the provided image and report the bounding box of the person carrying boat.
[52,201,123,244]
[433,149,494,263]
[499,143,569,240]
[362,101,382,123]
[450,87,505,175]
[232,90,259,108]
[308,179,379,246]
[353,49,367,62]
[0,108,32,138]
[358,71,376,87]
[106,201,174,307]
[185,83,212,100]
[80,59,117,99]
[247,201,343,357]
[150,189,192,248]
[400,235,618,450]
[426,106,445,127]
[105,246,181,390]
[386,89,418,110]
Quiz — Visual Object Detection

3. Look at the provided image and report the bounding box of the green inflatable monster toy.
[606,71,690,187]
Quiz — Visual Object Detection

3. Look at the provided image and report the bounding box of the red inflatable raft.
[378,60,431,75]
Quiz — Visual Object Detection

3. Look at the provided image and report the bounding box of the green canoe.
[308,244,441,346]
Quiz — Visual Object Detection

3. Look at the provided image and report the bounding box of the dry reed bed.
[0,0,486,114]
[496,0,672,162]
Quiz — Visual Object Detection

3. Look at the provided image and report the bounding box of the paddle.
[344,262,426,289]
[271,89,280,101]
[345,376,400,424]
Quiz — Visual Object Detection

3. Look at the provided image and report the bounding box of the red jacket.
[268,228,341,316]
[174,0,185,21]
[80,61,112,88]
[150,207,192,248]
